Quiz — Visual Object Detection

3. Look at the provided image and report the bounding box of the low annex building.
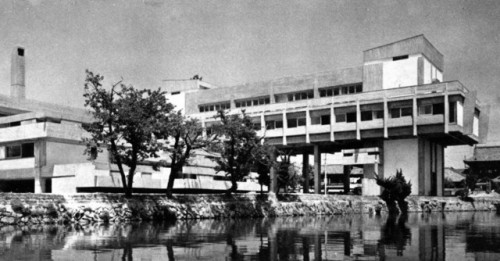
[0,47,91,193]
[0,47,263,194]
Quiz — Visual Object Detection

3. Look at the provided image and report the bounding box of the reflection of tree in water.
[276,230,301,261]
[378,214,411,257]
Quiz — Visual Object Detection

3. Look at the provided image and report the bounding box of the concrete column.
[444,84,449,134]
[270,148,278,193]
[303,153,310,193]
[34,141,46,193]
[34,169,45,193]
[330,104,335,142]
[306,108,310,143]
[314,145,321,194]
[201,119,207,138]
[282,110,287,145]
[436,143,444,196]
[356,99,361,140]
[383,97,388,138]
[413,88,418,136]
[261,113,265,131]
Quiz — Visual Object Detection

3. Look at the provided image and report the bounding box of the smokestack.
[11,47,25,99]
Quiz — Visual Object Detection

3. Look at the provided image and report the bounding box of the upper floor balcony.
[0,112,87,144]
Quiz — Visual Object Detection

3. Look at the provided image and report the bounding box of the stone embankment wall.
[0,193,499,227]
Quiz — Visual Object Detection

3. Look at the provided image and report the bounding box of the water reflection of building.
[1,213,500,260]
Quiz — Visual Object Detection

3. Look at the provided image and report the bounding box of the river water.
[0,212,499,260]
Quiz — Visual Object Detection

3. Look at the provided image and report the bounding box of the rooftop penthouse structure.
[166,35,486,196]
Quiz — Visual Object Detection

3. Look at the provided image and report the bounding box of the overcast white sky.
[0,0,499,143]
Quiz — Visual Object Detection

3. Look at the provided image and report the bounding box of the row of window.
[0,143,34,160]
[261,104,446,127]
[199,102,231,112]
[287,91,314,102]
[235,97,270,108]
[198,84,365,112]
[319,84,363,97]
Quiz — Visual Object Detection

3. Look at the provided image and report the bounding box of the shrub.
[10,198,25,213]
[375,169,412,214]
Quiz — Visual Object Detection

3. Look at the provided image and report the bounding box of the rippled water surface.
[1,212,500,260]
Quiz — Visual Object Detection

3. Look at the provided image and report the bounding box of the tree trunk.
[166,165,180,198]
[125,166,136,198]
[227,177,238,195]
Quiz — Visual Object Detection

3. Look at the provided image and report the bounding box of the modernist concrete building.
[0,35,485,196]
[166,35,486,196]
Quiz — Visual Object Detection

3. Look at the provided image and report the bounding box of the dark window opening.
[401,107,412,117]
[393,55,409,61]
[286,91,314,102]
[199,102,230,112]
[253,123,262,130]
[333,88,340,96]
[171,91,180,95]
[432,103,444,115]
[311,117,321,125]
[346,112,357,123]
[266,120,283,130]
[320,115,330,125]
[449,102,457,123]
[297,118,306,126]
[179,174,197,179]
[419,104,432,115]
[6,145,21,158]
[356,85,363,93]
[343,153,354,157]
[374,110,384,119]
[336,114,346,123]
[10,122,21,127]
[206,127,213,136]
[17,48,24,56]
[361,111,373,121]
[390,108,400,118]
[320,90,327,97]
[287,119,298,128]
[266,121,275,130]
[21,143,34,158]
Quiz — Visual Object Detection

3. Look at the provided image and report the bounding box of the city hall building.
[165,35,485,196]
[0,35,486,195]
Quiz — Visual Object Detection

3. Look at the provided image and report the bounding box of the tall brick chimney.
[11,47,25,99]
